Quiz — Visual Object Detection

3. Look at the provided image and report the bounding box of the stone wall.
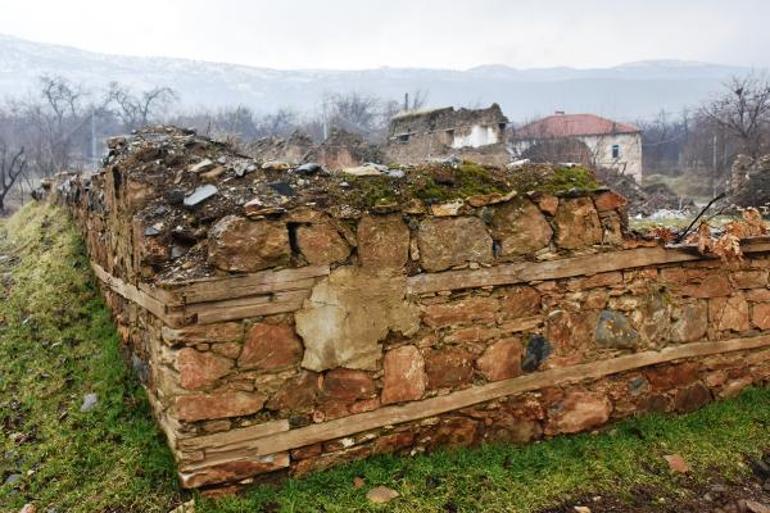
[52,127,770,492]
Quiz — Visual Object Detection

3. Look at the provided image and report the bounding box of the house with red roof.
[511,112,643,182]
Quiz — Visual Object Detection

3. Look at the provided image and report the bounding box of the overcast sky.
[0,0,768,70]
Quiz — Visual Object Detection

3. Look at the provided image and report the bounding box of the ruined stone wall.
[52,128,770,492]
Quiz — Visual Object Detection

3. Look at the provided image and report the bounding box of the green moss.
[541,165,602,193]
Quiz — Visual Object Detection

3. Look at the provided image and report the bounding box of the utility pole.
[91,109,97,169]
[404,92,409,111]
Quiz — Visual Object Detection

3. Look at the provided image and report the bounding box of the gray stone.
[80,393,98,412]
[183,184,218,207]
[595,310,640,349]
[417,217,493,272]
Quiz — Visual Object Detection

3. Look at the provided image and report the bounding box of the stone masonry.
[52,127,770,492]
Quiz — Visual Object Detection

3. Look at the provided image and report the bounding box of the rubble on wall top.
[79,126,610,282]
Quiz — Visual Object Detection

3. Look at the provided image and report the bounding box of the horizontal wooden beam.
[212,334,770,458]
[152,265,329,305]
[91,263,186,327]
[407,239,770,294]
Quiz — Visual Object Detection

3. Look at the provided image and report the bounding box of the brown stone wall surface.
[51,128,770,491]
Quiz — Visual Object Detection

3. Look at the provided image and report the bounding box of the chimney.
[554,110,565,115]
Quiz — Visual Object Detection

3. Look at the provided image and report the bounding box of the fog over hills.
[0,34,756,123]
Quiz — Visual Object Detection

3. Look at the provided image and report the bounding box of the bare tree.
[0,141,27,212]
[701,73,770,158]
[108,82,178,130]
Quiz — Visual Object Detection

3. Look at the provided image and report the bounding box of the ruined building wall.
[52,128,770,491]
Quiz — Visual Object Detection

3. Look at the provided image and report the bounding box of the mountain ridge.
[0,33,757,121]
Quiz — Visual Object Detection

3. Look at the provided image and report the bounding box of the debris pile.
[595,167,694,216]
[731,154,770,209]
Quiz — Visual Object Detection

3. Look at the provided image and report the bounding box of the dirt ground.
[541,452,770,513]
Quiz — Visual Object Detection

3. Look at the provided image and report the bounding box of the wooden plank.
[194,290,310,324]
[407,239,770,295]
[177,419,290,452]
[91,262,185,327]
[245,334,770,456]
[157,265,329,305]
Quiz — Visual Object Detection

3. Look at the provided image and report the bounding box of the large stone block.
[208,215,290,272]
[238,323,303,370]
[476,338,522,381]
[489,198,552,257]
[545,391,611,435]
[296,222,350,265]
[357,214,410,269]
[426,347,474,389]
[381,345,427,405]
[323,368,375,401]
[709,294,749,332]
[177,348,233,390]
[553,197,603,250]
[175,391,266,422]
[417,217,493,272]
[499,286,541,318]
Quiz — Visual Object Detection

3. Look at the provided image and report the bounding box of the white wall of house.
[451,125,500,149]
[579,132,643,183]
[512,132,643,183]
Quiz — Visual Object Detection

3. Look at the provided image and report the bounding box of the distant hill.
[0,34,756,122]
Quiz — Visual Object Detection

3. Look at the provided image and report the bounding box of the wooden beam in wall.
[198,334,770,458]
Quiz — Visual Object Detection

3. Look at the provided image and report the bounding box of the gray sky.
[0,0,768,70]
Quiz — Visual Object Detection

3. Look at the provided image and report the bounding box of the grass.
[1,202,769,512]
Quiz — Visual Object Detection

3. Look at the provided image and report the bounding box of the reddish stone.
[553,197,603,249]
[267,371,320,412]
[349,397,380,413]
[175,391,266,422]
[208,215,290,272]
[673,382,712,413]
[580,272,623,289]
[731,270,768,289]
[535,194,559,215]
[663,454,690,474]
[593,191,628,212]
[373,431,415,455]
[426,348,474,389]
[323,368,375,401]
[238,323,303,370]
[681,274,733,298]
[357,214,410,269]
[444,326,500,344]
[499,286,541,318]
[177,348,233,390]
[746,289,770,302]
[430,417,479,448]
[644,362,699,390]
[291,443,323,460]
[423,296,499,328]
[719,377,753,398]
[752,302,770,330]
[381,345,426,405]
[296,222,350,265]
[545,391,611,435]
[476,339,522,381]
[709,295,750,332]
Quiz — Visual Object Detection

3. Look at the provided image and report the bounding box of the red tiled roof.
[514,113,640,139]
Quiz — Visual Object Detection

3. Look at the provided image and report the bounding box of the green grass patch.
[0,202,768,513]
[0,203,181,512]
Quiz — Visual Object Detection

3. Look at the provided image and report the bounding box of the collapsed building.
[384,104,510,166]
[51,126,770,492]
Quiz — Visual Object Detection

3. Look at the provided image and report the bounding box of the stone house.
[384,104,510,166]
[512,112,643,182]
